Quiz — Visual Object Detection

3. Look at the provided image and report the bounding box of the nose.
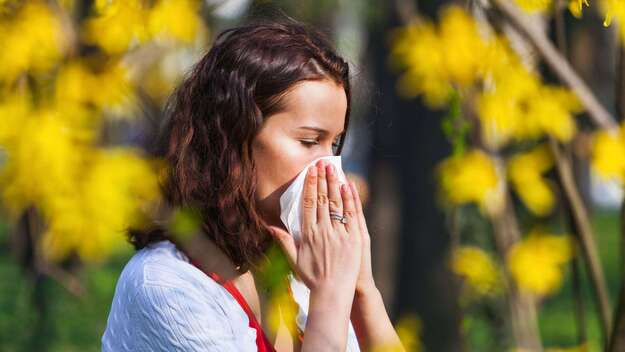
[316,149,334,161]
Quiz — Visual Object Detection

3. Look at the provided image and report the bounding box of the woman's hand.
[346,179,376,296]
[269,159,364,351]
[269,159,362,294]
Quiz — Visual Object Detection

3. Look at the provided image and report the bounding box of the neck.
[177,233,264,322]
[177,233,245,283]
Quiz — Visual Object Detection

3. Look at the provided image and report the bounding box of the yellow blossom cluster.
[507,228,574,296]
[437,149,505,215]
[478,73,581,149]
[389,7,486,107]
[0,1,206,262]
[451,246,502,297]
[389,6,582,150]
[0,2,64,82]
[0,98,163,262]
[437,145,558,217]
[55,61,136,116]
[507,144,555,216]
[591,123,625,183]
[84,0,204,54]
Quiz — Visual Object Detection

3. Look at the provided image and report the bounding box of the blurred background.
[2,0,625,351]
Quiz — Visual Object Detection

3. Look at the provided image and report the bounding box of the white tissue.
[279,155,348,243]
[278,155,361,352]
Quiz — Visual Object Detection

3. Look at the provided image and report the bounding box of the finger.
[340,182,357,234]
[301,165,317,231]
[326,163,344,229]
[268,225,297,267]
[316,160,330,225]
[350,181,369,234]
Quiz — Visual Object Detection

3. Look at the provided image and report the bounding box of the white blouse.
[101,240,258,351]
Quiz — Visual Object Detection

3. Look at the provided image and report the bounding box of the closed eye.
[299,139,341,148]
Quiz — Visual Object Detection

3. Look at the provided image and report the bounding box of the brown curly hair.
[127,19,351,269]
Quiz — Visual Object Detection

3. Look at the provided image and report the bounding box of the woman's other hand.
[269,159,362,294]
[346,179,376,296]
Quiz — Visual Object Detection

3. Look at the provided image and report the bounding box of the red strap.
[187,258,276,352]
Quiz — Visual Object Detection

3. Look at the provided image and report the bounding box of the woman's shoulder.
[102,240,257,351]
[120,240,214,291]
[110,239,236,312]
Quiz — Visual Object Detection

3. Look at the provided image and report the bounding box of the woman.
[102,19,403,351]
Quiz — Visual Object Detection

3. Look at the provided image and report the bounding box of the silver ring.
[329,212,348,224]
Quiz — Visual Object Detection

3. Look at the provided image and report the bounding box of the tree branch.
[490,0,618,130]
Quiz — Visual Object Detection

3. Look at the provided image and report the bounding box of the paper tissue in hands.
[278,155,361,352]
[279,155,348,243]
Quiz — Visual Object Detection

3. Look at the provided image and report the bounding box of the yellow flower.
[0,2,64,81]
[148,0,203,44]
[437,150,504,215]
[438,7,486,87]
[389,20,451,107]
[0,102,161,262]
[0,92,31,145]
[40,148,162,262]
[507,229,573,296]
[514,0,553,12]
[451,246,501,296]
[507,144,555,216]
[478,63,580,148]
[525,87,580,142]
[389,7,487,107]
[0,110,86,218]
[55,60,136,115]
[83,0,150,54]
[569,0,590,17]
[591,126,625,182]
[600,0,625,42]
[477,64,540,148]
[390,6,581,150]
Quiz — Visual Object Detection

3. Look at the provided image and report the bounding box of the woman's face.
[251,79,347,228]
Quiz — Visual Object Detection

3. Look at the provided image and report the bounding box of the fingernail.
[308,166,316,176]
[327,164,334,175]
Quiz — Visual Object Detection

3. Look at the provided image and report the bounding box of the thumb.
[268,225,297,266]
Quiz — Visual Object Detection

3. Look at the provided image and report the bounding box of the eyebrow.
[298,126,345,136]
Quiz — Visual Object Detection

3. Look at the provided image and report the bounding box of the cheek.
[268,145,309,185]
[254,138,311,193]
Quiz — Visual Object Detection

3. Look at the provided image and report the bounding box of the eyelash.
[300,139,341,148]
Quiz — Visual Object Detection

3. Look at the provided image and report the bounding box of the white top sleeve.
[101,240,257,352]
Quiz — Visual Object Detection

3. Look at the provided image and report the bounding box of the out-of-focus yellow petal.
[0,2,64,81]
[148,0,202,43]
[507,228,573,296]
[437,150,505,215]
[514,0,553,12]
[83,0,149,54]
[508,145,555,216]
[451,246,502,297]
[569,0,589,18]
[591,127,625,182]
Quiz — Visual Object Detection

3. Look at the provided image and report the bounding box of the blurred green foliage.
[0,209,621,350]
